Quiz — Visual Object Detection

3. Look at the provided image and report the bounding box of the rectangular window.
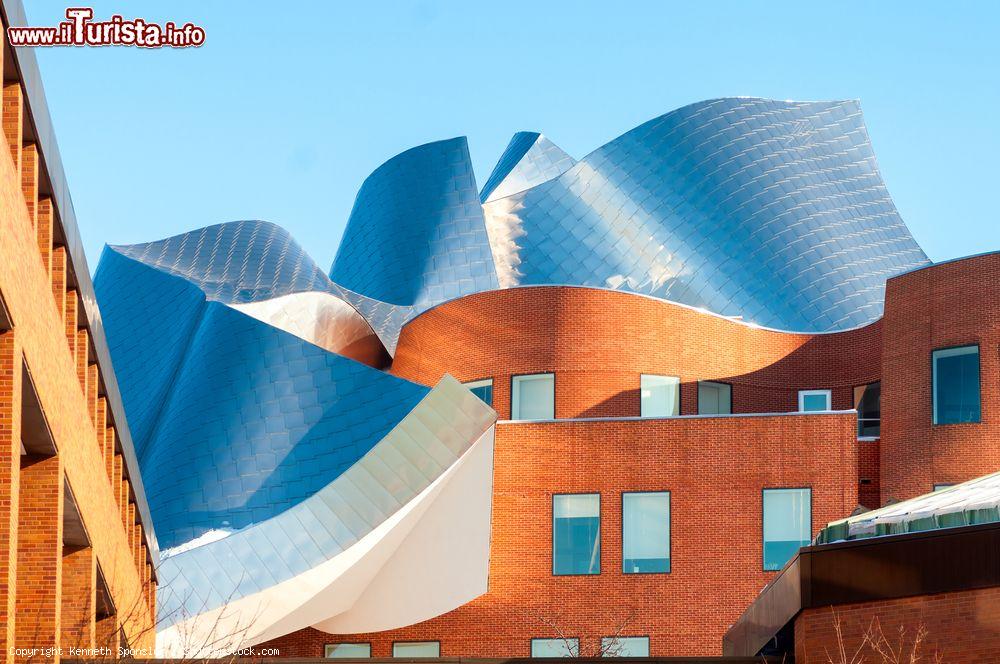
[622,492,670,574]
[932,345,981,424]
[798,389,831,412]
[934,483,954,492]
[553,493,600,575]
[854,382,881,438]
[326,643,371,658]
[640,374,680,417]
[698,381,732,415]
[601,636,650,657]
[531,638,579,657]
[463,378,493,406]
[392,641,440,658]
[763,488,811,571]
[512,373,554,420]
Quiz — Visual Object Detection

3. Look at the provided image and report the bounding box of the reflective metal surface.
[95,244,428,549]
[329,137,499,307]
[480,98,928,331]
[479,132,575,203]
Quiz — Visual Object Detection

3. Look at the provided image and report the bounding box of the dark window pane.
[468,383,492,406]
[854,382,881,437]
[933,347,980,424]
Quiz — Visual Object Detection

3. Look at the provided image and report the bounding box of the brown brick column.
[15,454,63,661]
[0,331,22,664]
[36,198,53,278]
[20,143,37,230]
[60,545,95,652]
[2,83,22,176]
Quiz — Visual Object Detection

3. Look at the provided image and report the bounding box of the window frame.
[530,637,580,658]
[761,486,812,572]
[600,635,651,657]
[853,381,881,439]
[798,389,832,412]
[324,643,371,659]
[697,380,733,415]
[391,640,441,658]
[463,377,494,406]
[931,344,981,425]
[639,373,681,418]
[621,490,671,575]
[551,492,601,577]
[510,372,556,421]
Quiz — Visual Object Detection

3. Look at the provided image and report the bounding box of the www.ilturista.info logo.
[7,7,205,48]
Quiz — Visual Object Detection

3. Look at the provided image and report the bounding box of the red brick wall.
[391,286,882,420]
[794,586,1000,663]
[262,411,859,657]
[880,252,1000,502]
[858,439,880,509]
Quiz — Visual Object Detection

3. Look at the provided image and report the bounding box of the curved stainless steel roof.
[481,98,929,331]
[329,137,499,307]
[95,241,426,549]
[479,131,576,203]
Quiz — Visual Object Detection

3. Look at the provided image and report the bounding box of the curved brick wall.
[391,286,883,419]
[881,252,1000,501]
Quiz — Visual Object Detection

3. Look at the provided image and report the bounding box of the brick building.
[0,1,157,661]
[726,471,1000,662]
[87,91,998,658]
[260,253,999,658]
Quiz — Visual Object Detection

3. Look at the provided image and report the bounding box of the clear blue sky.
[24,1,1000,270]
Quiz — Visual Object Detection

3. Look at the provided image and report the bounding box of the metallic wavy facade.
[95,229,497,655]
[330,137,499,307]
[93,97,929,654]
[479,131,576,203]
[482,98,928,331]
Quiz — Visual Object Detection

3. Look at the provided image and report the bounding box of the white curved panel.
[156,427,493,657]
[154,376,496,658]
[230,291,387,365]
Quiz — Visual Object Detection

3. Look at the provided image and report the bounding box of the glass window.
[601,636,650,657]
[326,643,371,658]
[763,488,811,571]
[854,382,881,438]
[463,378,493,406]
[640,374,679,417]
[934,483,954,492]
[933,346,980,424]
[622,492,670,574]
[553,493,600,575]
[392,642,439,658]
[531,638,579,657]
[798,390,831,412]
[698,381,732,415]
[512,373,554,420]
